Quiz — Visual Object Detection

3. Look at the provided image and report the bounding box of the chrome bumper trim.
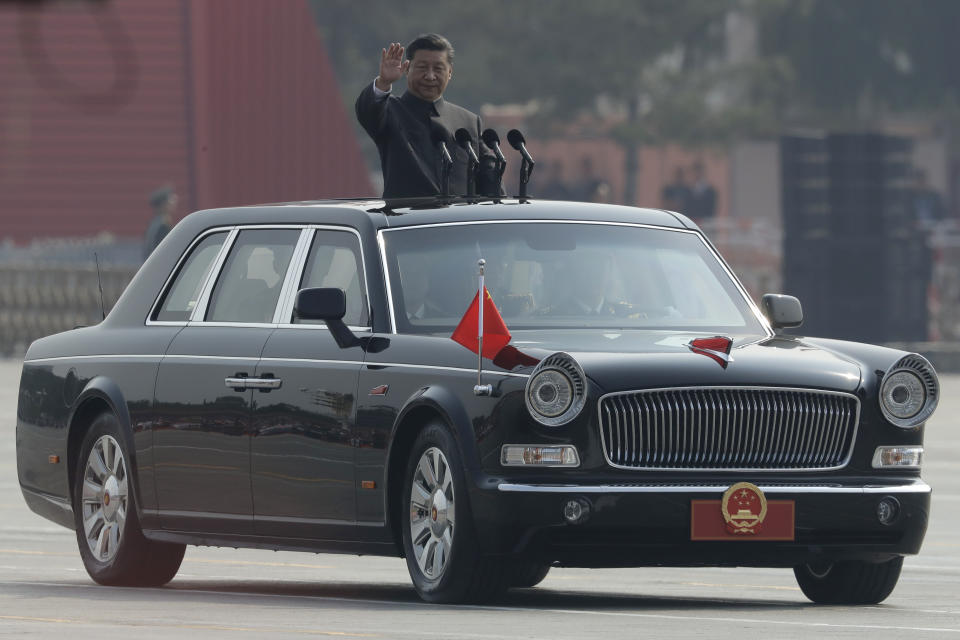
[496,480,931,495]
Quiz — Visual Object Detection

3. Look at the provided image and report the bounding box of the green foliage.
[758,0,960,122]
[310,0,959,147]
[310,0,741,143]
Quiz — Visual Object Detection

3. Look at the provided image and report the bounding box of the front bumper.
[470,479,930,567]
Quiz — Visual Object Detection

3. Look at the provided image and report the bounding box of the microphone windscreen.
[481,128,500,148]
[454,128,473,148]
[507,129,526,150]
[429,121,451,145]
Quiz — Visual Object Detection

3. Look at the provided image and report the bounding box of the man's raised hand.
[376,42,408,92]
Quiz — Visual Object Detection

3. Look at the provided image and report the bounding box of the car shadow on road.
[153,579,813,612]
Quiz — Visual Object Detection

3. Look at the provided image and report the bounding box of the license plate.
[690,482,795,541]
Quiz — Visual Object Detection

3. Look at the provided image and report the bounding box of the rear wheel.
[73,412,185,586]
[794,557,903,604]
[401,422,507,603]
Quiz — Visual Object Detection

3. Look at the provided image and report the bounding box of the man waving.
[355,34,500,199]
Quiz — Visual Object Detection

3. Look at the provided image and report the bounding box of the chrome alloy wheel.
[408,446,455,580]
[80,435,128,563]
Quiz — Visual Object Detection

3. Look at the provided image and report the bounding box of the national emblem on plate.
[721,482,768,535]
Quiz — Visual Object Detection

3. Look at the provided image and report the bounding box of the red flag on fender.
[451,287,511,359]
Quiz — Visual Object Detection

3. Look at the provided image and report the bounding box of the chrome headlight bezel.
[525,352,587,427]
[879,354,939,429]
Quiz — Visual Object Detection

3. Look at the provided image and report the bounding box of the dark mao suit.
[356,84,500,198]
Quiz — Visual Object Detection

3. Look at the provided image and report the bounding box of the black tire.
[401,421,507,603]
[794,557,904,604]
[509,561,551,589]
[73,412,185,587]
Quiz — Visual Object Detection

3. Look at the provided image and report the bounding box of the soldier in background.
[144,185,177,260]
[687,160,717,222]
[661,166,691,212]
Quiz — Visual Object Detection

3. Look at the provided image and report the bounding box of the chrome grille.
[598,387,860,471]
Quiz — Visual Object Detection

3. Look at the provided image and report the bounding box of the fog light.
[563,497,591,524]
[872,446,923,469]
[877,497,901,525]
[501,445,580,467]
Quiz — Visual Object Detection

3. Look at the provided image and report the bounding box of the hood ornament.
[688,336,733,368]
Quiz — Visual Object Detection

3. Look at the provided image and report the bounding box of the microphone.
[454,128,479,163]
[507,129,533,164]
[455,128,479,197]
[481,129,507,195]
[429,121,453,197]
[507,129,536,199]
[481,129,506,165]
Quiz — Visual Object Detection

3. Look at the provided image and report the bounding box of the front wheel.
[794,557,903,604]
[401,422,507,603]
[73,412,185,586]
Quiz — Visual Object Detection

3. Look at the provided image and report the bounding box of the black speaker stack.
[781,133,929,343]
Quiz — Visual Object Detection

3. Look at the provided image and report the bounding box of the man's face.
[406,49,452,102]
[162,193,178,218]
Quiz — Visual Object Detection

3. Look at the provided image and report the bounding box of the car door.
[152,227,303,534]
[251,228,367,539]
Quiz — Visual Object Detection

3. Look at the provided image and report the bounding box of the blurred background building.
[2,0,960,368]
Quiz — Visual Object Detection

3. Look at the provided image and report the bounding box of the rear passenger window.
[296,231,368,326]
[206,229,300,323]
[154,231,227,322]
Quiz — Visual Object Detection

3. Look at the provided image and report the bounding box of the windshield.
[382,222,766,335]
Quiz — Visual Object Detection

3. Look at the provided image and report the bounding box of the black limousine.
[17,197,937,603]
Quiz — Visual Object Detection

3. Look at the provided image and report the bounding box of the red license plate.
[691,492,795,542]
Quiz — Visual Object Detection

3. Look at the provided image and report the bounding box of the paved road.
[2,357,959,639]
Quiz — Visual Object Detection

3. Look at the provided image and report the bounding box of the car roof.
[180,197,695,232]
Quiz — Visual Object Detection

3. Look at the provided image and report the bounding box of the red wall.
[187,0,371,211]
[0,0,370,243]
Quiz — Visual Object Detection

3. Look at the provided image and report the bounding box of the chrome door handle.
[225,377,249,390]
[245,377,282,390]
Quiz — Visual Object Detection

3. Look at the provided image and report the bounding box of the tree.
[309,0,749,203]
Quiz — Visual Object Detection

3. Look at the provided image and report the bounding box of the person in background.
[355,34,500,198]
[538,160,572,200]
[661,166,691,212]
[573,156,611,203]
[911,168,946,228]
[144,185,176,260]
[687,160,717,222]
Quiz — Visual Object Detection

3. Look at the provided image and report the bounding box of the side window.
[206,229,300,323]
[153,231,228,322]
[295,230,368,326]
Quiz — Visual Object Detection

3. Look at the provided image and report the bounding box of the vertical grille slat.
[598,387,859,470]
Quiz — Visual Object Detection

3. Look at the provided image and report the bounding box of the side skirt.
[143,529,400,557]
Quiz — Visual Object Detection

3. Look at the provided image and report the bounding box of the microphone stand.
[507,129,536,201]
[438,141,453,197]
[455,128,479,197]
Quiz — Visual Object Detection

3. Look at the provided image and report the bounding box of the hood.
[508,330,862,393]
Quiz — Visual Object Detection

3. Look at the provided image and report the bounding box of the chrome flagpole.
[474,258,492,396]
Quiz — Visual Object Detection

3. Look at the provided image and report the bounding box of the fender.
[387,383,479,471]
[381,383,479,548]
[69,376,146,520]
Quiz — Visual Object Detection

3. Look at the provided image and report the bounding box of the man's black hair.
[406,33,454,63]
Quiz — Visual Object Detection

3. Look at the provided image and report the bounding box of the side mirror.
[761,293,803,330]
[294,288,358,348]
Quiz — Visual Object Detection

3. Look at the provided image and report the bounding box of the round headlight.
[880,371,924,420]
[524,352,587,427]
[878,355,939,429]
[528,369,573,418]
